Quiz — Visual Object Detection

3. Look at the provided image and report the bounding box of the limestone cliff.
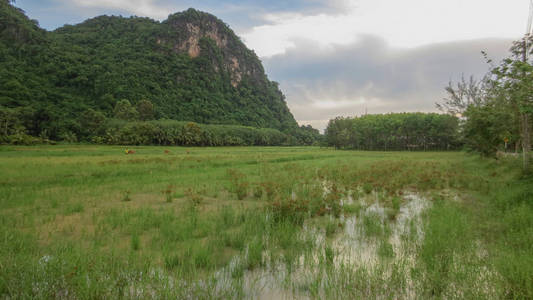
[159,9,265,87]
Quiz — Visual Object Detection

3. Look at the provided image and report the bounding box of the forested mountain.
[0,0,320,144]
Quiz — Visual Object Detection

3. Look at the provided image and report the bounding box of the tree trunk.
[522,112,531,170]
[522,39,531,171]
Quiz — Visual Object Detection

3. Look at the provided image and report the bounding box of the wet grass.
[0,145,531,298]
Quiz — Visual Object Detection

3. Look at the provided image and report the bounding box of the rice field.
[0,145,531,299]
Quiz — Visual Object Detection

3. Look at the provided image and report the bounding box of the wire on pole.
[525,0,533,60]
[528,0,533,35]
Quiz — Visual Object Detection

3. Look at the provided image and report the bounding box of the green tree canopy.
[136,99,155,121]
[113,100,139,121]
[325,113,460,151]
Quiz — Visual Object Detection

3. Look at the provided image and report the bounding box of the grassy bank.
[0,146,531,298]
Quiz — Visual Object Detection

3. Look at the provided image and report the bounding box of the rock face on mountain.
[0,2,302,140]
[159,9,265,88]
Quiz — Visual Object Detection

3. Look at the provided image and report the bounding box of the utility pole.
[521,0,533,170]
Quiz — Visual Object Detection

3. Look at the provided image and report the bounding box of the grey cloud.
[215,0,356,31]
[38,0,353,31]
[299,0,355,15]
[262,36,513,130]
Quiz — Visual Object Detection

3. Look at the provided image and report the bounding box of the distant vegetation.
[325,113,460,151]
[0,104,320,146]
[0,1,321,145]
[324,36,532,171]
[89,119,319,146]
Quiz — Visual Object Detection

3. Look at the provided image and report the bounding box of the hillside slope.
[0,1,314,143]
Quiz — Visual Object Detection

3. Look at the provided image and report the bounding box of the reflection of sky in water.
[222,191,430,299]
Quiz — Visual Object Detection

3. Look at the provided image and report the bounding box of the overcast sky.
[17,0,529,130]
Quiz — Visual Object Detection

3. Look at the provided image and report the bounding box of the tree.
[0,105,25,137]
[437,75,516,156]
[462,102,513,156]
[113,99,138,121]
[181,122,203,145]
[437,75,487,116]
[136,99,154,121]
[99,94,115,112]
[436,35,533,166]
[79,108,106,138]
[490,37,533,170]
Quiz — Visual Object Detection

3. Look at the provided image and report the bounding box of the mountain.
[0,1,318,144]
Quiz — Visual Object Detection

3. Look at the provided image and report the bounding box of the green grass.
[0,145,531,298]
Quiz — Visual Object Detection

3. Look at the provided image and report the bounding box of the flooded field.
[0,146,531,298]
[232,192,429,299]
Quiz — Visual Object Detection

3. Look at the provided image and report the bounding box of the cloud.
[39,0,354,31]
[263,36,513,131]
[242,0,526,57]
[68,0,172,19]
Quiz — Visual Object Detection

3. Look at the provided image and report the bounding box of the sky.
[16,0,530,131]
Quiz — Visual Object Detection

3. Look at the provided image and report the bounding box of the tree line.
[325,113,460,151]
[0,98,321,146]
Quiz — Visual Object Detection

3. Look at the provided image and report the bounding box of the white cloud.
[70,0,172,19]
[312,98,367,109]
[242,0,528,57]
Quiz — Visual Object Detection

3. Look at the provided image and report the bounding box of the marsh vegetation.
[0,146,531,298]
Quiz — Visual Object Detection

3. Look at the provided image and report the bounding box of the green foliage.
[325,112,460,150]
[113,99,139,121]
[131,233,140,251]
[462,100,514,156]
[438,71,523,158]
[0,106,27,137]
[0,105,53,144]
[0,3,322,145]
[437,40,532,161]
[79,108,105,138]
[136,99,155,121]
[0,0,46,44]
[93,119,299,146]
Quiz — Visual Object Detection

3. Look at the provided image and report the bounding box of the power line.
[526,0,533,60]
[526,0,533,36]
